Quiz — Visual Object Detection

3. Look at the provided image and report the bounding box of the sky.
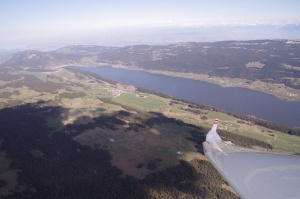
[1,0,300,49]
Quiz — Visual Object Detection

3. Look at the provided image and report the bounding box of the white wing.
[203,119,300,199]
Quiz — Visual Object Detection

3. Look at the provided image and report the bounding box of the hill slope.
[3,40,300,100]
[0,65,299,198]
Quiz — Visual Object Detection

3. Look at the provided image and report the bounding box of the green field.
[114,93,168,111]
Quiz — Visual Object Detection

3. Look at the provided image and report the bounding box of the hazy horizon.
[1,0,300,50]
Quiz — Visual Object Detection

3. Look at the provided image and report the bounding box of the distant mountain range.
[1,24,300,50]
[2,39,300,89]
[80,24,300,47]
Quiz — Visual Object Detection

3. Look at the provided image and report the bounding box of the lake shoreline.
[116,65,300,102]
[75,66,300,127]
[75,63,300,102]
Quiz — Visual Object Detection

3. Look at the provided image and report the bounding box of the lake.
[76,66,300,127]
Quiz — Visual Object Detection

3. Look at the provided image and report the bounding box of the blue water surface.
[77,66,300,127]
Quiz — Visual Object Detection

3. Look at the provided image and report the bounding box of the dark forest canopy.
[0,102,240,198]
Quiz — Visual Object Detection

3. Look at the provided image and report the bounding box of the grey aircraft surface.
[203,119,300,199]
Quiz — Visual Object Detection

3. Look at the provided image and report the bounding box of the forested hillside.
[3,40,300,89]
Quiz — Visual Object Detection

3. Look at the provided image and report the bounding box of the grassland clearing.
[11,86,40,102]
[60,100,122,126]
[245,62,265,69]
[205,111,236,121]
[282,64,300,71]
[0,151,21,196]
[114,93,167,111]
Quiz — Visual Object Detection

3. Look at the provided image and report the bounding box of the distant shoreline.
[76,63,300,102]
